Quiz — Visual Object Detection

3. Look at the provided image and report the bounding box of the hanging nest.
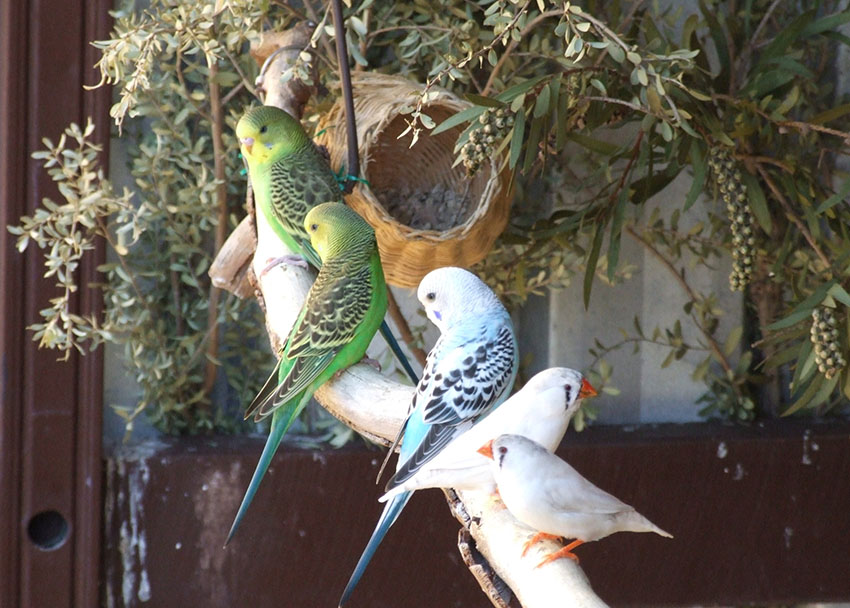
[315,72,513,288]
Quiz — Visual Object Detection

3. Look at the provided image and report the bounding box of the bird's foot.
[487,489,506,511]
[359,356,382,372]
[521,532,561,557]
[259,254,309,277]
[331,357,381,381]
[536,539,584,567]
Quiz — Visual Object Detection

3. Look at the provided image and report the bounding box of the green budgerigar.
[237,105,340,269]
[236,105,419,383]
[225,202,388,544]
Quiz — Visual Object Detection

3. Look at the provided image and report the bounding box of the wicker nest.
[315,73,513,288]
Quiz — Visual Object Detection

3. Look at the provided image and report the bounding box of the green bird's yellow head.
[304,202,376,262]
[236,105,310,166]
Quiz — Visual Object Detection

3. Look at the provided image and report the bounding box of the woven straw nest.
[315,73,513,288]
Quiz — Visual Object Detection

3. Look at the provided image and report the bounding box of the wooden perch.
[209,22,608,608]
[208,214,256,299]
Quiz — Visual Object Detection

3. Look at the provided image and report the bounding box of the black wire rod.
[331,0,360,194]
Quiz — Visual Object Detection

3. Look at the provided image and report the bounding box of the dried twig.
[203,57,229,397]
[754,163,834,272]
[331,0,360,192]
[625,225,734,376]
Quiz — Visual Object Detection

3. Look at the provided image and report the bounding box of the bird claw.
[521,532,561,557]
[535,539,584,567]
[359,356,382,372]
[259,254,309,277]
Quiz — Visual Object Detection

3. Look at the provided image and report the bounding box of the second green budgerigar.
[225,202,388,545]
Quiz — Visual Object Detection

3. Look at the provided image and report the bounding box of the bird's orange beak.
[477,439,495,460]
[579,378,597,399]
[240,136,254,155]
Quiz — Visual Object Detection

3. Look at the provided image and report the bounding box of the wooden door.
[0,0,110,606]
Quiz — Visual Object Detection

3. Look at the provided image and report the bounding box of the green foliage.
[343,0,850,420]
[9,121,137,356]
[9,0,287,435]
[11,0,850,434]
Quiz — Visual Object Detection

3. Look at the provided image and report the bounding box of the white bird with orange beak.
[478,434,673,566]
[380,367,597,501]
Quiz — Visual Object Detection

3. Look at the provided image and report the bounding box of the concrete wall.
[518,173,742,425]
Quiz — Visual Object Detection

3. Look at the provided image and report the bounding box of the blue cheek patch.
[434,310,442,321]
[265,143,274,149]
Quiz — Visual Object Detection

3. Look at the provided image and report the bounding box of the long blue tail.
[379,320,419,385]
[224,407,298,546]
[338,491,413,606]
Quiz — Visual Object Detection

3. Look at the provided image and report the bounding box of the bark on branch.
[209,23,607,608]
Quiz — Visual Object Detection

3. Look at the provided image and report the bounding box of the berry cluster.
[460,107,514,176]
[708,146,754,292]
[811,306,846,379]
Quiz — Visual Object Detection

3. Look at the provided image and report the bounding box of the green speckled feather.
[237,105,341,266]
[267,150,342,241]
[248,247,383,420]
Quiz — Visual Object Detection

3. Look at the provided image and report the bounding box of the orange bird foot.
[536,539,585,567]
[488,489,506,511]
[521,532,562,557]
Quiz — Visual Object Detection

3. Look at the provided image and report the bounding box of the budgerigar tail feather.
[338,491,413,606]
[244,359,282,420]
[224,402,303,546]
[375,415,409,484]
[379,320,419,385]
[384,422,465,491]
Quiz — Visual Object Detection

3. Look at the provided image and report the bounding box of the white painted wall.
[518,173,741,425]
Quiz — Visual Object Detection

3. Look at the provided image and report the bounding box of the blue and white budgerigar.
[339,266,518,606]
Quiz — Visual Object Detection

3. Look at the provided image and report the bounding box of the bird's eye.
[426,292,436,301]
[259,125,268,134]
[310,223,319,232]
[498,446,507,455]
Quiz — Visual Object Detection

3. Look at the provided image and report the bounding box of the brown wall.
[103,420,850,607]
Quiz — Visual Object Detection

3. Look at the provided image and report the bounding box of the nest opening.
[315,72,512,287]
[365,108,489,232]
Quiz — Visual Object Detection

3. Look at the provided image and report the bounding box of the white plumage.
[381,367,596,501]
[481,434,672,565]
